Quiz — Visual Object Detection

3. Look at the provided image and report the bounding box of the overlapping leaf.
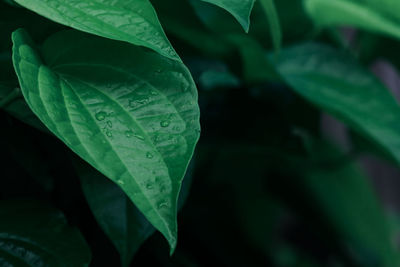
[12,29,200,252]
[0,200,91,266]
[77,157,194,266]
[277,43,400,165]
[78,163,155,267]
[197,0,255,32]
[13,0,180,61]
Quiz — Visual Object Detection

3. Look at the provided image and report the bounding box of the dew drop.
[134,134,145,140]
[158,202,169,209]
[160,120,170,127]
[107,121,113,128]
[95,111,107,121]
[150,90,158,96]
[117,179,125,185]
[125,130,133,138]
[146,152,154,159]
[106,131,113,138]
[138,98,149,105]
[146,183,153,190]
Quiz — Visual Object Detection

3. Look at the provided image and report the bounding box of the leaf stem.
[0,88,21,108]
[259,0,282,57]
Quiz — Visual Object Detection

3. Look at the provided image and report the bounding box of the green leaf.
[298,141,399,266]
[197,0,255,32]
[12,29,201,253]
[0,200,91,266]
[76,156,194,266]
[304,0,400,41]
[276,43,400,165]
[13,0,180,61]
[77,162,155,267]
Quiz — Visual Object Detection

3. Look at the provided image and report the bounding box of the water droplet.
[138,98,148,105]
[160,120,170,127]
[95,111,107,121]
[146,152,154,159]
[117,179,125,185]
[150,90,158,96]
[146,183,153,190]
[129,98,148,108]
[106,131,113,138]
[158,202,169,209]
[134,134,145,140]
[125,130,133,138]
[107,121,113,128]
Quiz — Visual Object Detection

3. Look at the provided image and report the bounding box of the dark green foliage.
[1,0,400,266]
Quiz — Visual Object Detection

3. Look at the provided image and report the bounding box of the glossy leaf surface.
[0,200,91,266]
[277,43,400,164]
[13,0,180,61]
[198,0,255,32]
[77,157,194,266]
[12,29,200,252]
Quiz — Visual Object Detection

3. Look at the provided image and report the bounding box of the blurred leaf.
[227,34,280,83]
[296,140,400,266]
[0,200,91,266]
[153,0,235,57]
[277,43,400,165]
[196,0,255,32]
[199,69,240,90]
[305,0,400,41]
[12,29,200,253]
[13,0,180,61]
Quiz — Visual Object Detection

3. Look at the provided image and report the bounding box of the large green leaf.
[276,43,400,165]
[304,0,400,41]
[77,157,194,266]
[12,29,200,253]
[197,0,255,32]
[13,0,180,61]
[0,200,91,266]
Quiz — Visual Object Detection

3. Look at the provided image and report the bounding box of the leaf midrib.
[59,77,173,238]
